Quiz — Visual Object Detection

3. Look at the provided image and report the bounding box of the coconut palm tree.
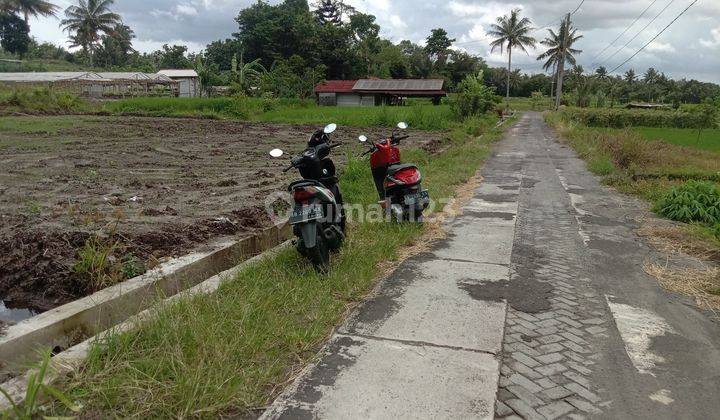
[60,0,120,66]
[536,17,583,109]
[595,66,608,80]
[1,0,58,25]
[624,69,637,84]
[488,8,536,109]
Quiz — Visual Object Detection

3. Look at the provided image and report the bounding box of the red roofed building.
[314,79,446,106]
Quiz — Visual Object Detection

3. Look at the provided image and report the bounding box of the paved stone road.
[494,113,720,420]
[263,112,720,420]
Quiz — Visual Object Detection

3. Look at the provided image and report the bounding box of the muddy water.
[0,301,35,324]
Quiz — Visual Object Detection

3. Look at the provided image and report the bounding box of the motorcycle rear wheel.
[308,228,330,272]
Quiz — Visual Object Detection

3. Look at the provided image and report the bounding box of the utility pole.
[550,62,556,99]
[555,13,571,110]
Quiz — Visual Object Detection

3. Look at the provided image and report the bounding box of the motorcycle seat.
[387,163,418,175]
[288,179,325,191]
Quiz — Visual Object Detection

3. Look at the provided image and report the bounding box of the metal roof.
[0,72,108,82]
[97,72,152,80]
[158,69,199,78]
[314,80,358,93]
[353,79,444,91]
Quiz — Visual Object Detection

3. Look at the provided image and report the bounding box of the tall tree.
[61,0,120,66]
[488,8,536,109]
[425,27,455,68]
[95,23,134,67]
[153,44,191,69]
[315,0,341,25]
[2,0,58,25]
[0,11,30,55]
[536,15,582,109]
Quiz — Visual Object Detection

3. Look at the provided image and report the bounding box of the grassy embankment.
[104,96,455,130]
[0,88,90,115]
[35,113,510,417]
[0,89,452,130]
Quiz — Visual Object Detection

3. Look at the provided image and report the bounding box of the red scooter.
[359,122,429,222]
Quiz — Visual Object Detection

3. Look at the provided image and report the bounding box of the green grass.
[258,103,454,130]
[0,115,79,134]
[103,97,249,119]
[104,97,456,130]
[0,88,89,115]
[507,96,555,111]
[628,127,720,153]
[49,114,510,417]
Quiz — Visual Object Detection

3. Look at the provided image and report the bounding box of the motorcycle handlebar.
[395,135,410,141]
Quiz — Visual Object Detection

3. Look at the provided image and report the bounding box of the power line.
[597,0,676,68]
[591,0,660,66]
[609,0,698,73]
[570,0,587,15]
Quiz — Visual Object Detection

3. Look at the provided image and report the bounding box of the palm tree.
[536,17,583,109]
[2,0,58,25]
[61,0,120,66]
[624,69,637,84]
[595,66,608,80]
[488,8,536,109]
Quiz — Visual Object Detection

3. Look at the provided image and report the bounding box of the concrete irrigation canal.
[263,112,720,420]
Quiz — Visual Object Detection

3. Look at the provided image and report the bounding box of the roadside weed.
[0,351,80,419]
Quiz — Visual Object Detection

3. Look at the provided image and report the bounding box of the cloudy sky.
[30,0,720,82]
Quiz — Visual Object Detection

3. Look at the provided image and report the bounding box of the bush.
[0,87,87,114]
[561,108,715,129]
[451,70,501,119]
[655,181,720,225]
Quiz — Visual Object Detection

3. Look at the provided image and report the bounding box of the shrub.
[561,108,714,129]
[0,87,87,114]
[588,155,615,175]
[451,70,501,118]
[655,181,720,225]
[530,91,544,110]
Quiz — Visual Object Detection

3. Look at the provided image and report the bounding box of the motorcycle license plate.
[404,190,429,206]
[289,205,324,225]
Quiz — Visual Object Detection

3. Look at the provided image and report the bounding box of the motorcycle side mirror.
[397,122,408,130]
[269,149,284,158]
[324,123,338,134]
[358,135,368,143]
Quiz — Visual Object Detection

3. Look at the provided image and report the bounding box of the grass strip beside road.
[51,114,510,417]
[546,112,720,250]
[624,127,720,154]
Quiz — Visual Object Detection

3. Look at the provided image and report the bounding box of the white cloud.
[175,4,199,17]
[646,41,676,53]
[388,14,407,30]
[699,26,720,48]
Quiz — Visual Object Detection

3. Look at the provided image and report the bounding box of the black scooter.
[270,123,345,271]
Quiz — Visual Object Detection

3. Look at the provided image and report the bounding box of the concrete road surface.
[262,112,720,420]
